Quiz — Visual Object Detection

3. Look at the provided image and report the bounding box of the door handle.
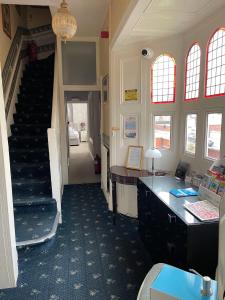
[168,213,177,223]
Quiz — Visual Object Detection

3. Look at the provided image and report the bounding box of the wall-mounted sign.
[124,89,138,102]
[123,114,138,139]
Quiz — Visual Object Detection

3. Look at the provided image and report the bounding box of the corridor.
[69,143,101,184]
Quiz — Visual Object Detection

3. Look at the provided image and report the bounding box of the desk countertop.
[139,176,218,226]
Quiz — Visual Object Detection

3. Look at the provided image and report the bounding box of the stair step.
[18,91,52,100]
[10,148,49,163]
[11,162,50,179]
[13,194,55,206]
[12,178,51,197]
[15,103,51,114]
[13,112,50,125]
[11,124,49,136]
[14,202,58,246]
[9,135,48,149]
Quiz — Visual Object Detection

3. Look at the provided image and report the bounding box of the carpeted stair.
[8,54,59,246]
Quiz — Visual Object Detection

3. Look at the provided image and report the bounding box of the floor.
[69,143,101,184]
[0,183,151,300]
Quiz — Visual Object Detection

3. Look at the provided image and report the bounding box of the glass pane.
[62,41,97,85]
[154,115,171,149]
[206,113,222,160]
[185,114,197,154]
[152,55,175,103]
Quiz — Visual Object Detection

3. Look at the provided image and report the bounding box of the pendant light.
[52,0,77,41]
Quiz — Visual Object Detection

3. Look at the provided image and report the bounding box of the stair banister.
[47,50,63,223]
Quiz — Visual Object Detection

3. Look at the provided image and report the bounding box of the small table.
[110,166,151,224]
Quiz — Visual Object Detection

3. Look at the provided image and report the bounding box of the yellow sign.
[124,89,138,101]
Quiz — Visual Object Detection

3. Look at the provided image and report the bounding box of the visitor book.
[169,187,198,197]
[150,264,217,300]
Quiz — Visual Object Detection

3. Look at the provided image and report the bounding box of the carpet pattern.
[8,54,58,244]
[0,183,151,300]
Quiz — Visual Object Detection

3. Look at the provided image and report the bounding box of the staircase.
[8,54,59,247]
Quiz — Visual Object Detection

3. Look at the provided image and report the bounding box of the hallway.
[0,184,150,300]
[69,143,101,184]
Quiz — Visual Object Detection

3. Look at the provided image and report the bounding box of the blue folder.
[169,187,198,197]
[151,264,217,300]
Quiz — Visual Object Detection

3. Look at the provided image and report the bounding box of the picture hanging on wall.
[126,145,143,170]
[102,74,109,103]
[2,4,11,39]
[123,114,138,139]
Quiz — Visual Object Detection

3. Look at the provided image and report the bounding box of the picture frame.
[126,145,143,170]
[2,4,11,39]
[102,74,109,103]
[123,114,138,139]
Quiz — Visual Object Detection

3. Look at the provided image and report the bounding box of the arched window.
[151,54,176,103]
[184,43,201,101]
[205,28,225,97]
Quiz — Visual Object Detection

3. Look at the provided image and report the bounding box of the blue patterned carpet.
[0,183,151,300]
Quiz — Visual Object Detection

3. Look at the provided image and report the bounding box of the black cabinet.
[137,177,218,278]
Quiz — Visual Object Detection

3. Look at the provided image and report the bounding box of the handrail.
[3,24,54,118]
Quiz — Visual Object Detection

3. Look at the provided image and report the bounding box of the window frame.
[184,42,201,102]
[152,113,173,151]
[184,112,198,157]
[151,54,176,104]
[204,111,223,161]
[204,27,225,99]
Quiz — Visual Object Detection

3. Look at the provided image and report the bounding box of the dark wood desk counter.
[139,176,204,225]
[138,176,219,277]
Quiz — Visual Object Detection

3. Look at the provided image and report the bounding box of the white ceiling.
[117,0,225,46]
[1,0,110,37]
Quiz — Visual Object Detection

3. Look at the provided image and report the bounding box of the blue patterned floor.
[0,183,151,300]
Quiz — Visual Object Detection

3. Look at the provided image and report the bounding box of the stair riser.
[9,137,48,149]
[11,125,49,136]
[13,182,51,197]
[14,114,50,125]
[11,165,50,179]
[10,151,49,163]
[15,103,51,114]
[17,96,52,104]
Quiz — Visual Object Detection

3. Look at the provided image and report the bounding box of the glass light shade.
[52,0,77,41]
[145,148,162,159]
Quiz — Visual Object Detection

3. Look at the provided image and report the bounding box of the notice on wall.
[124,89,138,102]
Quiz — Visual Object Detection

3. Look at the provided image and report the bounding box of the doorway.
[65,91,101,184]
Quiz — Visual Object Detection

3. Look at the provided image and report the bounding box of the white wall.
[179,7,225,174]
[110,34,183,216]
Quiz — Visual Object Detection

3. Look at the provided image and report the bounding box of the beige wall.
[110,0,131,39]
[100,0,131,136]
[100,10,110,136]
[0,5,26,68]
[26,6,51,29]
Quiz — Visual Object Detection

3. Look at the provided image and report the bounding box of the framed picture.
[2,4,11,39]
[123,114,138,139]
[102,74,109,103]
[126,146,143,170]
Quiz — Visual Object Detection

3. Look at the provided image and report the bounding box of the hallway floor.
[0,184,151,300]
[69,143,101,184]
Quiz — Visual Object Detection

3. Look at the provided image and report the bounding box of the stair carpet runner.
[8,54,58,246]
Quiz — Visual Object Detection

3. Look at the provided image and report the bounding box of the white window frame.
[184,112,198,157]
[204,111,223,161]
[152,113,173,151]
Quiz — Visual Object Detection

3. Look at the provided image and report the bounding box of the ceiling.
[117,0,225,46]
[1,0,110,37]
